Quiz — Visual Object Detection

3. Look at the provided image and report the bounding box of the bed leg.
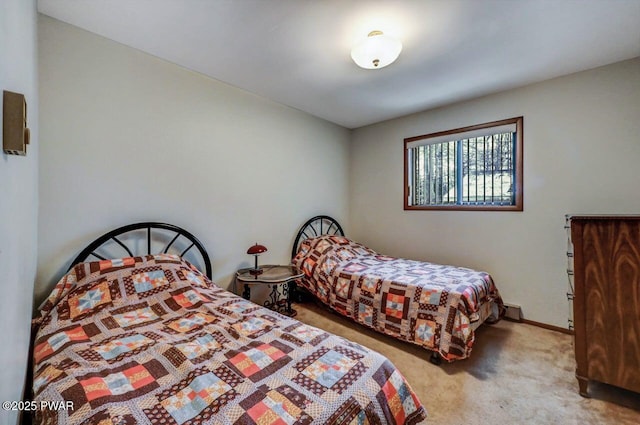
[430,352,442,365]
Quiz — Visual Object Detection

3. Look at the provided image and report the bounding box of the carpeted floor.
[293,302,640,424]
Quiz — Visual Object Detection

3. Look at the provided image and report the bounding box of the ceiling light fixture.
[351,30,402,70]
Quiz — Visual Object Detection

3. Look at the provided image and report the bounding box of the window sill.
[404,204,523,212]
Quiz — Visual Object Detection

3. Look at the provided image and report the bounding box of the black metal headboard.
[291,215,345,258]
[69,222,212,278]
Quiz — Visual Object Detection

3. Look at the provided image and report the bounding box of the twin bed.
[30,223,426,425]
[291,216,504,363]
[30,217,503,424]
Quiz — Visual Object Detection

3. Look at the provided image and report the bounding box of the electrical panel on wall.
[3,90,30,156]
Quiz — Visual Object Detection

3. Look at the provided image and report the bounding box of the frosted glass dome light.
[350,30,402,69]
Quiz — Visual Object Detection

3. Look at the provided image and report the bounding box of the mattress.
[292,235,503,361]
[32,254,427,424]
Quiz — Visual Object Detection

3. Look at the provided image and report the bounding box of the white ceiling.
[38,0,640,129]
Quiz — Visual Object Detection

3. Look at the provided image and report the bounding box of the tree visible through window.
[404,117,523,211]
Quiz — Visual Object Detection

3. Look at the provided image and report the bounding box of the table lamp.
[247,243,267,276]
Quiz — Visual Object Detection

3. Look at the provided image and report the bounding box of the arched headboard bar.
[112,236,134,257]
[90,251,107,261]
[68,222,212,278]
[291,215,345,258]
[180,242,195,257]
[163,232,181,254]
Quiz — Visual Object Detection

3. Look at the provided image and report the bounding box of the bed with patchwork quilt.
[292,233,504,362]
[31,254,427,425]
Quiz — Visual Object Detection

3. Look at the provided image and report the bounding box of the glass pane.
[409,131,514,206]
[462,133,513,204]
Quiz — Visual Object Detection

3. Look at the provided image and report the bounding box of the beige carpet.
[293,302,640,424]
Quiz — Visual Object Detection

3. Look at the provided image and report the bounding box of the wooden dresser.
[568,215,640,396]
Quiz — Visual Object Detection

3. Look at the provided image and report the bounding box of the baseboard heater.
[503,303,523,322]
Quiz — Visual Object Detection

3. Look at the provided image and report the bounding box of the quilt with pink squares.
[32,254,426,424]
[292,236,504,361]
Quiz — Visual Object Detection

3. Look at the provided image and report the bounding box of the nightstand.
[236,265,303,316]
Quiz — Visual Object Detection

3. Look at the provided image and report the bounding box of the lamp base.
[249,268,263,277]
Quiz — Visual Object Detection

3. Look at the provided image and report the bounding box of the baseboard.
[521,318,574,335]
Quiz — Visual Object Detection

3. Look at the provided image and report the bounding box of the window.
[404,117,523,211]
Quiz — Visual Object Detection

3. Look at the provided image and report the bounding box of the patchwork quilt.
[292,236,504,361]
[32,254,426,425]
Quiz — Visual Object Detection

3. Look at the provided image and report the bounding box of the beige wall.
[350,58,640,329]
[35,13,640,334]
[0,0,39,423]
[37,16,350,304]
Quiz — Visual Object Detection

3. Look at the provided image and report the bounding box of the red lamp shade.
[247,243,267,277]
[247,243,267,255]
